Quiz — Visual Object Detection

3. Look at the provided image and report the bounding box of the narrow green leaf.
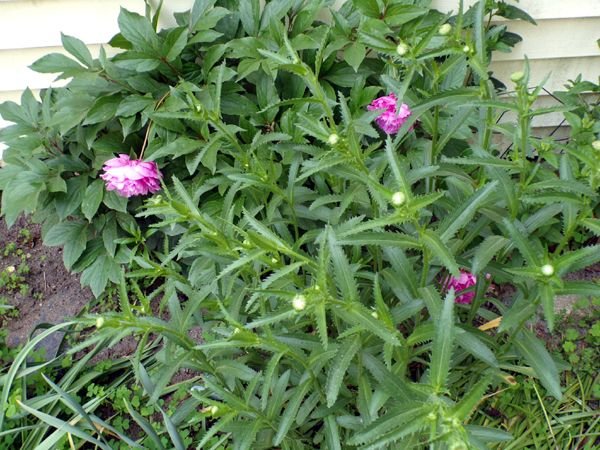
[502,219,540,266]
[514,330,562,400]
[472,235,508,274]
[124,399,165,449]
[430,289,455,392]
[326,335,362,407]
[539,283,555,331]
[324,414,342,450]
[451,377,490,420]
[347,404,428,446]
[273,380,311,445]
[439,181,498,243]
[328,228,359,302]
[420,229,459,276]
[456,329,498,367]
[16,401,111,450]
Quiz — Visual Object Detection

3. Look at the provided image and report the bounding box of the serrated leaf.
[439,181,498,243]
[347,404,428,446]
[420,229,459,276]
[502,219,540,266]
[273,380,311,445]
[328,228,359,302]
[472,235,508,274]
[326,335,362,407]
[451,377,490,420]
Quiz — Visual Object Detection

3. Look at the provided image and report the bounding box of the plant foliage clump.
[0,0,599,448]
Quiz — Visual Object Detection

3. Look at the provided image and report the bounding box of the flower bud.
[95,317,105,329]
[438,23,452,36]
[6,265,15,273]
[271,257,278,264]
[371,311,379,319]
[462,45,471,53]
[391,191,406,206]
[510,71,525,83]
[327,133,340,145]
[396,42,409,56]
[292,294,307,311]
[592,140,600,151]
[427,412,437,421]
[208,405,219,415]
[541,264,554,276]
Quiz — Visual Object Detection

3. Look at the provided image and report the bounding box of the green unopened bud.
[510,71,525,83]
[391,191,406,206]
[95,317,105,329]
[592,140,600,151]
[541,264,554,276]
[271,257,278,264]
[292,294,307,311]
[208,405,219,415]
[438,23,452,36]
[427,412,437,421]
[371,311,379,319]
[396,42,409,56]
[5,265,15,273]
[327,133,340,145]
[462,45,471,53]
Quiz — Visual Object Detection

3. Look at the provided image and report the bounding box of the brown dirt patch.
[0,216,91,352]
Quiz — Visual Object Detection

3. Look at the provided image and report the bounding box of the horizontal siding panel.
[492,18,600,61]
[0,0,195,50]
[490,56,600,93]
[432,0,600,20]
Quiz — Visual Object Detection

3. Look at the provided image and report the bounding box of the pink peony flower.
[367,93,412,134]
[100,154,161,198]
[448,271,477,304]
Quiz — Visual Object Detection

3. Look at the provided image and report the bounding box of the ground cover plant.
[0,0,599,448]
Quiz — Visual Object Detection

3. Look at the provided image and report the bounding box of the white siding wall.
[0,0,599,133]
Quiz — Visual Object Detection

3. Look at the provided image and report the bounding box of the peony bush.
[0,0,599,449]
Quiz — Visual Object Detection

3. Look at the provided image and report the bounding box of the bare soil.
[0,216,91,353]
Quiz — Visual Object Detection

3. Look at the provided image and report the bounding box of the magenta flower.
[448,271,477,304]
[367,93,412,134]
[100,154,161,198]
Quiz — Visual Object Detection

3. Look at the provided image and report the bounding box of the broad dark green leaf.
[118,8,160,51]
[61,33,93,67]
[82,179,104,221]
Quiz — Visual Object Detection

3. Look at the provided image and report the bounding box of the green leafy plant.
[1,0,599,449]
